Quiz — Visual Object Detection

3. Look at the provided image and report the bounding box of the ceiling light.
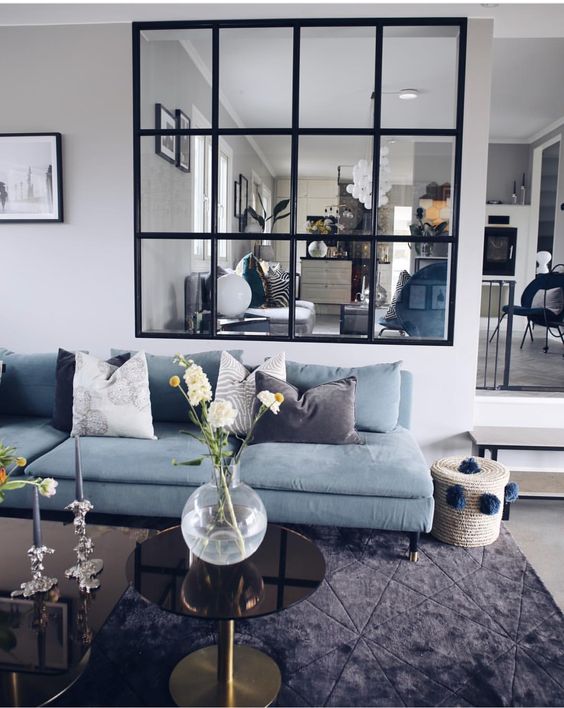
[398,89,419,101]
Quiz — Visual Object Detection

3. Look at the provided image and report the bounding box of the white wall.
[0,19,494,463]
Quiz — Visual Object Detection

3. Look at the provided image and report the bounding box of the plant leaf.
[273,211,290,224]
[273,199,290,218]
[172,457,204,466]
[246,207,265,229]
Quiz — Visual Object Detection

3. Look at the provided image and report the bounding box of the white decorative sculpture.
[217,273,252,318]
[536,251,552,274]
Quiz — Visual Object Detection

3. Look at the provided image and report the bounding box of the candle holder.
[11,545,58,598]
[64,498,104,592]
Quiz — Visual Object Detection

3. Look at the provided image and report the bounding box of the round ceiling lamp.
[398,89,419,101]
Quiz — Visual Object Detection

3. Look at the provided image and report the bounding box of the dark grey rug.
[55,525,564,707]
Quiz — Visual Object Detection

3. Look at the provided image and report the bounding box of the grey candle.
[75,436,84,502]
[32,486,42,547]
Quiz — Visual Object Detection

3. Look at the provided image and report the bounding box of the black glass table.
[0,516,145,707]
[126,523,325,707]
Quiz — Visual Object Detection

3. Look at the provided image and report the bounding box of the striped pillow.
[385,270,411,321]
[265,265,290,307]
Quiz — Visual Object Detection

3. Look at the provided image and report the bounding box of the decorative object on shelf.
[245,193,289,233]
[536,250,552,274]
[431,456,509,547]
[409,206,448,239]
[175,109,191,173]
[0,133,63,223]
[345,146,392,210]
[216,273,252,318]
[512,179,517,204]
[169,355,284,565]
[12,487,58,598]
[154,103,177,165]
[64,437,103,592]
[307,240,328,258]
[521,172,526,205]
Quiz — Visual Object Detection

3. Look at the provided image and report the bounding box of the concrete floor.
[506,498,564,610]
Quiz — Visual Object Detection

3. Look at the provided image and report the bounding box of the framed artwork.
[0,133,63,222]
[238,174,248,231]
[175,109,191,173]
[154,103,176,165]
[234,180,241,218]
[431,285,447,309]
[408,285,427,310]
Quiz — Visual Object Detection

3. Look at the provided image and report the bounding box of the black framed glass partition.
[133,18,466,344]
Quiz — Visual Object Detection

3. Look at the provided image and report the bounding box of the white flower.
[38,478,58,497]
[183,364,212,406]
[207,400,237,429]
[257,390,281,415]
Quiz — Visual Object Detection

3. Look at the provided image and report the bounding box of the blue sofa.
[0,348,433,560]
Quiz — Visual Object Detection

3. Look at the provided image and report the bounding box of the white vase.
[308,240,328,258]
[217,273,252,318]
[181,462,268,566]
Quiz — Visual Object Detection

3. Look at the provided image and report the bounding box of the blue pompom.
[505,482,519,503]
[446,484,466,510]
[458,456,481,474]
[480,493,501,516]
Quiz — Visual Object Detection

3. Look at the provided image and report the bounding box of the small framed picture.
[154,103,176,165]
[408,285,427,310]
[238,174,248,231]
[431,285,447,310]
[234,180,241,218]
[0,133,63,222]
[175,109,190,173]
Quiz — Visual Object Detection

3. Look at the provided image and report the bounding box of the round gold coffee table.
[126,524,325,707]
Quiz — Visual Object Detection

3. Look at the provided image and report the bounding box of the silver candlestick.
[11,544,58,598]
[64,498,104,592]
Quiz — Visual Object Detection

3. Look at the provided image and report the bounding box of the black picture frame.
[0,133,63,223]
[154,103,176,165]
[234,180,241,218]
[175,109,191,173]
[238,174,248,231]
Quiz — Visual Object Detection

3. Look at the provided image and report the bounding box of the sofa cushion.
[0,349,58,417]
[26,422,240,487]
[286,360,402,433]
[111,349,243,423]
[240,427,432,499]
[0,415,68,464]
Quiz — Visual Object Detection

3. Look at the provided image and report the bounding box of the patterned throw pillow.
[214,351,286,435]
[265,265,290,307]
[71,351,155,439]
[385,270,411,321]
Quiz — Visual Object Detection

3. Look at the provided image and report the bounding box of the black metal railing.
[478,279,515,390]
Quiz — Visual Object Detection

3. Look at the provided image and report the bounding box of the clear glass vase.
[180,462,268,566]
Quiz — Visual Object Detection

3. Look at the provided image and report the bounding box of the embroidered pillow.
[214,351,285,435]
[251,371,362,445]
[71,351,155,439]
[265,264,290,307]
[385,270,411,321]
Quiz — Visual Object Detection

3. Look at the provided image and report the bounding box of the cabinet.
[301,259,352,304]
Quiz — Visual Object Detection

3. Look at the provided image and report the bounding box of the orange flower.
[274,392,284,404]
[0,468,7,485]
[169,375,181,388]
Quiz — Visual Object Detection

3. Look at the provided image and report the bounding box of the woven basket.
[431,456,509,547]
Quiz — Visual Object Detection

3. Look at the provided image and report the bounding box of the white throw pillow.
[531,287,564,315]
[71,351,155,439]
[214,351,286,435]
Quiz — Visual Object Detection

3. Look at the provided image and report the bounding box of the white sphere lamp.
[536,251,552,274]
[217,273,252,318]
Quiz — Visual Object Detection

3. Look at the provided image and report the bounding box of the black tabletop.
[126,524,325,621]
[0,517,144,707]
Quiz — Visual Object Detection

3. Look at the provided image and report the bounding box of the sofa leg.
[408,532,419,562]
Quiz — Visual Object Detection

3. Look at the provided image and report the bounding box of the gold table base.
[169,620,281,707]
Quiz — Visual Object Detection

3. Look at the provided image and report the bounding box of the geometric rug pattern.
[55,525,564,707]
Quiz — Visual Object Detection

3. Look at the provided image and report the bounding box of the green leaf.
[273,199,290,218]
[273,211,290,225]
[173,457,204,467]
[246,207,265,229]
[2,481,26,490]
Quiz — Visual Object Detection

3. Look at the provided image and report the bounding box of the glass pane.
[300,27,376,128]
[216,240,291,337]
[141,239,212,335]
[381,26,459,129]
[377,136,455,237]
[140,135,211,232]
[140,29,212,129]
[219,28,293,128]
[295,240,372,339]
[298,136,373,237]
[226,135,292,234]
[375,244,451,341]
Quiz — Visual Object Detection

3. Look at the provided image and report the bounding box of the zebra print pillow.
[214,350,286,435]
[385,270,411,321]
[265,265,290,307]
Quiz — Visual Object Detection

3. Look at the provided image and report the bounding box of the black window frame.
[132,17,467,346]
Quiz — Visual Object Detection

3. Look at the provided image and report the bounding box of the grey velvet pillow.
[251,371,363,445]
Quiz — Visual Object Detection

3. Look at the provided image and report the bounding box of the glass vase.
[180,462,267,566]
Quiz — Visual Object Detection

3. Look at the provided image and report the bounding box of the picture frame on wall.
[175,109,190,173]
[238,174,248,231]
[234,180,241,218]
[154,103,176,165]
[0,133,63,223]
